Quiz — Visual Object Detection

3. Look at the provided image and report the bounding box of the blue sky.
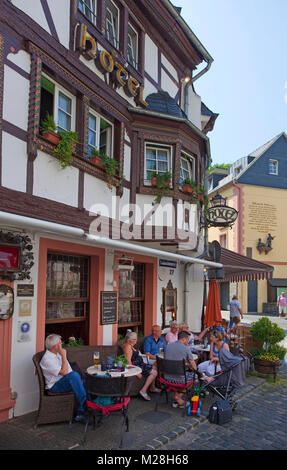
[178,0,287,164]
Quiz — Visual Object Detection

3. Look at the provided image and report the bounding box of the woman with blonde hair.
[197,329,229,376]
[123,331,158,401]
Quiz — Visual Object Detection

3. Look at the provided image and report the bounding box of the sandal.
[150,387,162,393]
[172,402,185,409]
[139,391,151,401]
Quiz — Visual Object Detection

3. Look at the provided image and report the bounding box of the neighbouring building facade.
[208,132,287,314]
[0,0,221,421]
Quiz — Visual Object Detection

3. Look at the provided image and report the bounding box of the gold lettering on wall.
[248,202,277,233]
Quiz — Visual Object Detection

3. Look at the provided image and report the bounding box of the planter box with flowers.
[250,317,286,381]
[90,149,123,190]
[150,171,172,204]
[40,112,60,145]
[182,178,196,195]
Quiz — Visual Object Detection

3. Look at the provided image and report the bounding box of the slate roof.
[145,91,186,119]
[201,101,217,117]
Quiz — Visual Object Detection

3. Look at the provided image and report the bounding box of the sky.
[178,0,287,165]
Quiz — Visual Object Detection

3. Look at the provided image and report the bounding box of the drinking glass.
[159,347,163,356]
[94,351,100,369]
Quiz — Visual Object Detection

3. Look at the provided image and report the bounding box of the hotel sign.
[78,24,148,108]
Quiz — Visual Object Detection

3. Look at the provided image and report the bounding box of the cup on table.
[94,351,100,369]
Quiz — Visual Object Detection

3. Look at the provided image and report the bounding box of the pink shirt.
[165,331,178,344]
[277,295,287,306]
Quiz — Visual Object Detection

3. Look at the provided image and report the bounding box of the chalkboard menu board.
[101,291,118,325]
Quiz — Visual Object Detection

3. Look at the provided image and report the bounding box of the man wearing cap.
[40,334,87,423]
[164,330,197,408]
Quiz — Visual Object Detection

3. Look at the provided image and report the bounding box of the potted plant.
[53,130,78,169]
[151,171,158,187]
[100,153,122,190]
[62,337,84,348]
[40,112,60,145]
[90,148,104,168]
[250,317,286,380]
[182,178,196,194]
[198,186,206,204]
[153,171,172,204]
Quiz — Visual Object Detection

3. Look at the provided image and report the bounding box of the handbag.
[208,399,232,425]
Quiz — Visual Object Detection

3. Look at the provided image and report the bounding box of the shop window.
[78,0,97,24]
[106,0,119,49]
[118,263,145,335]
[269,159,278,175]
[40,75,76,133]
[127,24,138,69]
[45,253,89,344]
[144,143,172,184]
[179,152,194,187]
[88,110,113,158]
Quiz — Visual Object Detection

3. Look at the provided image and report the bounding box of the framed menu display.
[101,291,118,325]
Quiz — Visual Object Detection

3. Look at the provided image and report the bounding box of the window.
[145,144,172,183]
[269,159,278,175]
[88,110,113,158]
[234,165,242,176]
[40,75,76,133]
[127,24,138,69]
[78,0,97,24]
[179,153,194,186]
[106,0,119,48]
[45,253,90,344]
[118,263,145,334]
[220,234,227,248]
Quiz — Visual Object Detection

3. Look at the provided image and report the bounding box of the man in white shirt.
[40,334,87,422]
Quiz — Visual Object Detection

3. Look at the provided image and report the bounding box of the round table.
[86,365,142,378]
[157,353,198,361]
[192,344,210,353]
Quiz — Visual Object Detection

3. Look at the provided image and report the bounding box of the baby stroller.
[199,348,246,411]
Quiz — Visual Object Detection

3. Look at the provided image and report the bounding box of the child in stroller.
[198,346,246,411]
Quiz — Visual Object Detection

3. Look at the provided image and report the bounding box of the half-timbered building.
[0,0,219,420]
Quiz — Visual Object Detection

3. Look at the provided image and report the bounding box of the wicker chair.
[32,351,76,428]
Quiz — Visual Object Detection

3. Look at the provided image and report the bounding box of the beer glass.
[93,351,100,369]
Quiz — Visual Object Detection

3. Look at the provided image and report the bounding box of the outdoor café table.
[192,344,210,361]
[156,353,198,361]
[86,365,142,378]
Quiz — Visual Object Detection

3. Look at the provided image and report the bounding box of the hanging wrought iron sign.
[205,192,238,228]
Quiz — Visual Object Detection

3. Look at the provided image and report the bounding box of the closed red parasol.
[204,280,222,327]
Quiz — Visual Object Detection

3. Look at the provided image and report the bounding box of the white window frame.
[179,152,195,187]
[144,143,173,185]
[127,23,138,69]
[88,108,114,158]
[78,0,97,24]
[269,159,278,175]
[106,0,120,49]
[42,73,76,133]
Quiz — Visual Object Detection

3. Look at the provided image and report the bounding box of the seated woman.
[123,331,158,401]
[178,323,210,350]
[197,330,229,377]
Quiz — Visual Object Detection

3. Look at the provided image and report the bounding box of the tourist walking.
[277,292,287,319]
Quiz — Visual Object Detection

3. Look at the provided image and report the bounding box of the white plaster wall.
[161,54,178,80]
[188,87,202,129]
[161,69,178,99]
[6,50,31,74]
[33,151,79,207]
[143,78,158,100]
[144,35,158,82]
[156,261,185,327]
[47,0,70,48]
[79,55,106,82]
[185,264,204,332]
[102,248,115,345]
[9,232,40,417]
[1,132,27,192]
[84,173,117,229]
[3,65,30,131]
[11,0,50,34]
[123,144,131,182]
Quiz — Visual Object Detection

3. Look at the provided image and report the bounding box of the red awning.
[219,247,274,282]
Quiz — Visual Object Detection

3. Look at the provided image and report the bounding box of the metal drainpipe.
[184,61,212,118]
